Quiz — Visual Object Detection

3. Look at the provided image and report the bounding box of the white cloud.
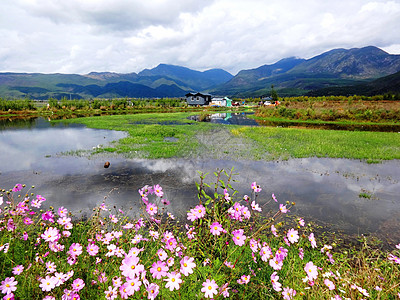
[1,0,400,75]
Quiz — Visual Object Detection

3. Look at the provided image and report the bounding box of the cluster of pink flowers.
[3,181,398,299]
[187,204,206,222]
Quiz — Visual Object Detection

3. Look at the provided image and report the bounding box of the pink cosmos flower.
[45,261,56,274]
[0,277,17,294]
[146,203,158,216]
[251,182,262,193]
[324,278,335,290]
[104,286,118,300]
[153,184,163,198]
[57,206,68,217]
[304,261,318,281]
[299,248,304,260]
[232,229,246,246]
[125,277,142,295]
[272,193,277,202]
[39,275,57,292]
[388,254,400,264]
[269,257,283,270]
[41,227,60,243]
[271,272,282,292]
[282,287,296,300]
[279,204,289,214]
[68,243,83,258]
[251,201,262,212]
[193,205,206,219]
[157,248,168,261]
[298,218,305,226]
[150,261,168,279]
[180,256,196,276]
[249,239,259,253]
[287,228,299,244]
[23,217,33,225]
[237,274,250,284]
[109,214,118,224]
[309,233,317,248]
[12,184,23,192]
[271,225,278,237]
[396,243,400,250]
[41,211,55,223]
[12,265,24,276]
[87,243,99,256]
[120,256,144,279]
[146,283,159,300]
[201,279,218,298]
[164,272,182,291]
[219,283,230,298]
[72,278,85,292]
[210,222,224,236]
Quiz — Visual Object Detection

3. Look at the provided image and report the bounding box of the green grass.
[234,126,400,161]
[55,112,400,161]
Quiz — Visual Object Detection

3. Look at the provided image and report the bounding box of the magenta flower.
[150,261,168,279]
[0,277,17,294]
[324,278,335,290]
[193,205,206,219]
[272,193,278,202]
[72,278,85,292]
[41,227,60,243]
[146,203,158,216]
[68,243,83,258]
[146,283,159,300]
[249,239,259,253]
[180,256,196,276]
[304,261,318,281]
[12,184,23,192]
[153,184,163,198]
[282,287,296,300]
[232,229,246,246]
[237,274,250,285]
[251,182,262,193]
[287,228,299,244]
[279,204,289,214]
[309,233,317,248]
[251,201,262,212]
[210,222,224,236]
[12,265,24,276]
[120,256,144,279]
[298,248,304,260]
[164,272,182,291]
[201,279,218,298]
[260,245,272,262]
[269,257,283,270]
[57,206,68,217]
[271,272,282,292]
[87,243,99,256]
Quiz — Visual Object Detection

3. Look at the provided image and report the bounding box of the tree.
[270,85,278,101]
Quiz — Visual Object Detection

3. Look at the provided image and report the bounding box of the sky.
[1,0,400,76]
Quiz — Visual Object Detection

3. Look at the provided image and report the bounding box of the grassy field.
[56,112,400,162]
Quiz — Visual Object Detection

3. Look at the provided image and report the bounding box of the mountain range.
[1,46,400,99]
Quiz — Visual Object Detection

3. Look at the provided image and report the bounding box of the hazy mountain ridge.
[1,46,400,99]
[210,46,400,97]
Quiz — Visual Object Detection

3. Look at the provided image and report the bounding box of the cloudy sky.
[1,0,400,75]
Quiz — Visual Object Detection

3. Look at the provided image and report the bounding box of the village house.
[185,92,212,106]
[210,96,232,107]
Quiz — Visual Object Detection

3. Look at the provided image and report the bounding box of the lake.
[1,117,399,245]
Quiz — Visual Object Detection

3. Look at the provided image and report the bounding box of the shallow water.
[191,112,400,132]
[0,117,399,244]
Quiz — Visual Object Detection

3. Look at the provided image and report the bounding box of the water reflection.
[190,112,400,132]
[0,118,127,173]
